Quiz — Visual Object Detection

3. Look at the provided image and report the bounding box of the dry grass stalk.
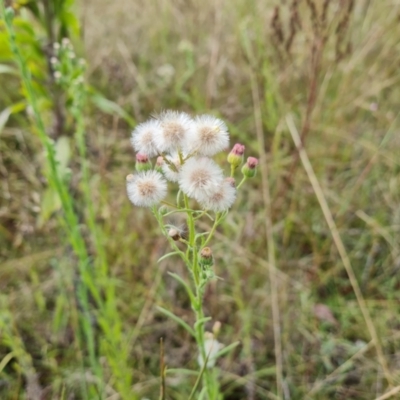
[286,114,394,388]
[272,0,356,202]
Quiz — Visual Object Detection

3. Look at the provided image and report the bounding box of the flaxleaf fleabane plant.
[127,111,257,398]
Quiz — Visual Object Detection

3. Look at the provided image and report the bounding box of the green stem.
[153,207,190,266]
[203,213,221,248]
[176,195,217,398]
[236,176,247,190]
[184,195,195,243]
[184,194,199,283]
[161,200,179,209]
[163,208,201,217]
[192,252,214,399]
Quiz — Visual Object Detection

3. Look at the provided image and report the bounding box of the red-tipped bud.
[242,157,258,178]
[227,143,245,168]
[135,153,152,172]
[136,153,149,162]
[247,157,258,168]
[232,143,245,155]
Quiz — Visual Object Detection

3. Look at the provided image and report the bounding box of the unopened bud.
[212,321,221,336]
[241,157,258,178]
[135,153,152,172]
[168,228,181,241]
[199,247,213,267]
[227,143,245,168]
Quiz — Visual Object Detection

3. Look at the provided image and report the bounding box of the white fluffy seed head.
[155,110,193,153]
[178,157,224,200]
[126,170,167,207]
[131,119,161,158]
[185,115,229,156]
[197,178,237,212]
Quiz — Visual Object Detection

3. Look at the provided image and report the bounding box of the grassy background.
[1,0,400,398]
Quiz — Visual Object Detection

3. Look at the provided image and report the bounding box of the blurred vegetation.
[1,0,400,399]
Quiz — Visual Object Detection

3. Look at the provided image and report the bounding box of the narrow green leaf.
[158,251,181,263]
[214,340,241,360]
[90,93,135,127]
[156,306,195,337]
[198,387,208,400]
[60,11,80,36]
[38,187,62,226]
[167,272,195,303]
[194,317,212,330]
[19,1,41,20]
[188,354,210,400]
[0,352,14,373]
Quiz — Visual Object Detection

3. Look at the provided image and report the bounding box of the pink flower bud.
[135,153,152,172]
[227,143,245,168]
[247,157,258,169]
[231,143,245,156]
[136,153,149,163]
[241,157,258,178]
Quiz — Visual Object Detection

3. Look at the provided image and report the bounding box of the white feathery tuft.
[178,157,224,200]
[154,110,193,153]
[131,119,162,158]
[126,170,167,207]
[197,179,236,212]
[185,115,229,156]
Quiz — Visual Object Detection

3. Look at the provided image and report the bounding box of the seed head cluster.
[127,110,257,211]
